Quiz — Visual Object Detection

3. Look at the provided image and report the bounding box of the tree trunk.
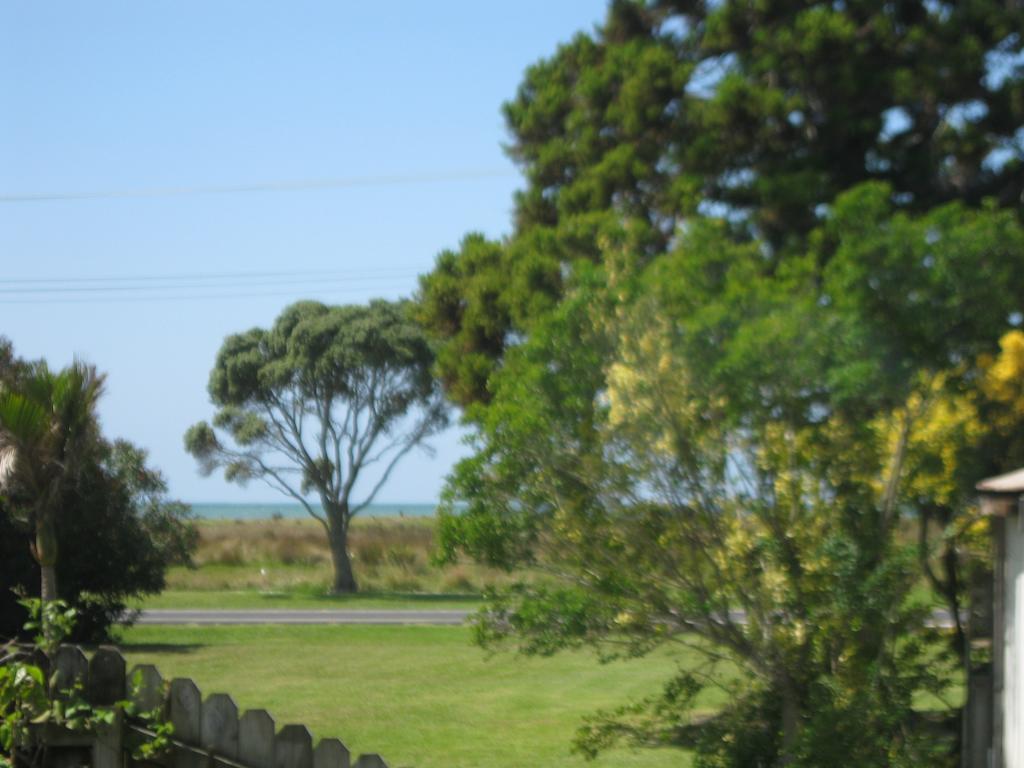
[40,565,57,603]
[328,525,358,594]
[779,677,800,766]
[34,515,58,603]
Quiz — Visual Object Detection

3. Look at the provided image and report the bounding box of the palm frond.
[0,391,49,447]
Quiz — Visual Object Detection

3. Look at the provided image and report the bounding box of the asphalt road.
[134,609,471,626]
[133,607,959,628]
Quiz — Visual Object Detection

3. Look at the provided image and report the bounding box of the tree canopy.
[434,186,1024,765]
[0,340,196,641]
[0,355,107,607]
[185,299,448,593]
[418,1,1024,763]
[419,0,1024,406]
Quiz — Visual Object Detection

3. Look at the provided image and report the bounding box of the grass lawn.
[137,588,482,611]
[119,624,714,768]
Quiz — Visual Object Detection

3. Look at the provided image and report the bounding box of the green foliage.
[433,192,1024,764]
[820,184,1024,404]
[122,668,174,762]
[16,594,76,656]
[0,598,116,768]
[410,2,1024,764]
[186,300,448,593]
[0,357,106,602]
[0,442,197,642]
[0,341,197,642]
[419,0,1024,406]
[422,2,1024,763]
[1,598,174,768]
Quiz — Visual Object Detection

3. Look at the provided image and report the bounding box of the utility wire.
[0,266,421,285]
[0,168,516,203]
[0,285,410,305]
[0,273,420,295]
[0,267,426,305]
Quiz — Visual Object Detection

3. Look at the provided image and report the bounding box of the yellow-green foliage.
[874,372,983,509]
[982,330,1024,431]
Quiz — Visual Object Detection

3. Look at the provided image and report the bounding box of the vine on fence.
[0,594,170,768]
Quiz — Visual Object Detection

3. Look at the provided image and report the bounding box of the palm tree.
[0,360,105,603]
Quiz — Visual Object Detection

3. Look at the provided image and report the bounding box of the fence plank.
[53,645,88,697]
[93,707,124,768]
[170,678,202,742]
[314,738,350,768]
[275,725,314,768]
[87,646,126,706]
[239,709,276,768]
[2,653,393,768]
[202,693,240,759]
[28,647,50,680]
[170,678,204,768]
[128,664,165,713]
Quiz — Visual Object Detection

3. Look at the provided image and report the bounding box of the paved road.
[134,609,471,626]
[134,607,958,628]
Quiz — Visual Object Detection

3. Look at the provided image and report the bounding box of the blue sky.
[0,1,609,504]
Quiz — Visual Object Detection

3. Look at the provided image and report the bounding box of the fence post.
[2,650,397,768]
[93,706,124,768]
[170,678,203,768]
[239,710,276,768]
[127,664,165,714]
[88,646,126,707]
[275,725,313,768]
[201,694,240,761]
[53,646,88,697]
[314,738,350,768]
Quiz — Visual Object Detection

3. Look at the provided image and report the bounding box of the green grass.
[119,624,710,768]
[127,517,958,766]
[138,588,482,611]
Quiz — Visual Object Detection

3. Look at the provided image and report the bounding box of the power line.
[0,273,420,295]
[0,168,516,203]
[0,266,420,285]
[0,285,411,305]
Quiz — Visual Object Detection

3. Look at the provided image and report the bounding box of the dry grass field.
[161,516,518,597]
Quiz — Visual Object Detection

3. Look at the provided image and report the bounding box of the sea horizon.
[186,501,439,520]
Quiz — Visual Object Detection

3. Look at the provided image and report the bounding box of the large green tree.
[185,300,448,593]
[0,340,196,641]
[0,359,106,605]
[418,2,1024,761]
[0,438,198,641]
[435,187,1024,765]
[419,0,1024,406]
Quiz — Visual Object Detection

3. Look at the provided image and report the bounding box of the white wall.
[1006,512,1024,768]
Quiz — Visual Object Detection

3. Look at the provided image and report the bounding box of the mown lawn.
[120,624,716,768]
[137,588,482,611]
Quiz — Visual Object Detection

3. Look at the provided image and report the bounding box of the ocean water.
[188,502,437,520]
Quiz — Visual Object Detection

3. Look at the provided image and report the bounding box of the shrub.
[0,441,196,642]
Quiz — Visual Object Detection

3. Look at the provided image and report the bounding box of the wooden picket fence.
[16,644,393,768]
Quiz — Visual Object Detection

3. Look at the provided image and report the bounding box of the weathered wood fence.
[19,645,392,768]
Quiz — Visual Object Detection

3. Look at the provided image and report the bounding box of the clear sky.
[0,1,609,504]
